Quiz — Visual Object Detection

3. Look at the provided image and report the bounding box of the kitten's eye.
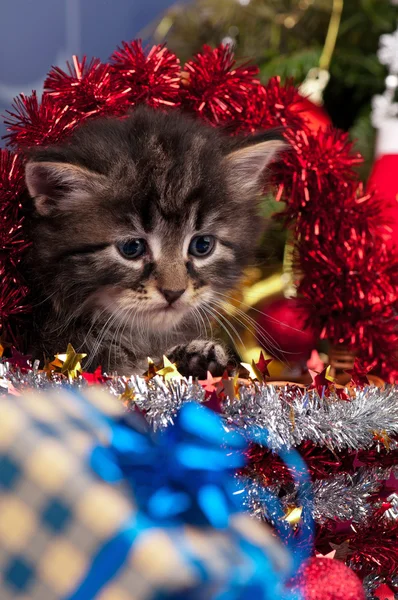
[117,239,146,259]
[188,235,215,258]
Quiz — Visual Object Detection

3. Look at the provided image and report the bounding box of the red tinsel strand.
[243,440,398,486]
[322,513,398,580]
[242,77,309,133]
[110,40,181,109]
[0,150,30,335]
[296,225,398,380]
[271,126,362,220]
[0,275,30,338]
[3,91,80,148]
[0,150,25,218]
[181,44,260,128]
[44,56,126,118]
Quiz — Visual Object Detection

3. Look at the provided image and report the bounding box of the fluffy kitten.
[24,106,284,376]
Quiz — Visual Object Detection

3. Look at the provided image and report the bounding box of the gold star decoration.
[0,334,11,358]
[119,381,135,406]
[241,360,263,382]
[50,344,87,379]
[283,506,303,526]
[156,356,184,381]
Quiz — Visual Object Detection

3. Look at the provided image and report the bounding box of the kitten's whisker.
[192,306,207,340]
[211,293,297,361]
[87,310,123,369]
[212,290,305,334]
[205,302,246,350]
[202,304,247,355]
[210,297,290,364]
[109,307,132,372]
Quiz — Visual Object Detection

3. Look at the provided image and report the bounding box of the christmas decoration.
[291,556,366,600]
[0,386,303,600]
[253,297,316,363]
[1,349,398,595]
[368,14,398,256]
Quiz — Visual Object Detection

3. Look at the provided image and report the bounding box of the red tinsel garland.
[0,40,397,382]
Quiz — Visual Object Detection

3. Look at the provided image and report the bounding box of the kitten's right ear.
[25,161,104,216]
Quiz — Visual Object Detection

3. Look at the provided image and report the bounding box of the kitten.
[24,106,284,377]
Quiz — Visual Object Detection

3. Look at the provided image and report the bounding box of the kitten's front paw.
[167,340,230,378]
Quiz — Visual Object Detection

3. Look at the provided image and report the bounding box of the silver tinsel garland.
[223,384,398,451]
[1,359,397,449]
[244,467,396,525]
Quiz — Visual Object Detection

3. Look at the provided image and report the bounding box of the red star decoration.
[198,371,222,394]
[308,366,334,395]
[255,352,273,379]
[204,389,222,413]
[345,358,377,387]
[307,349,325,373]
[7,348,32,370]
[82,366,108,385]
[352,453,367,469]
[374,583,395,600]
[381,471,398,497]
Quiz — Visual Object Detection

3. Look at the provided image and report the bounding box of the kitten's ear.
[225,138,286,194]
[25,161,105,216]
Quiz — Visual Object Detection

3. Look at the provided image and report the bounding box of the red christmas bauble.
[293,557,366,600]
[291,96,331,132]
[254,297,316,362]
[367,154,398,254]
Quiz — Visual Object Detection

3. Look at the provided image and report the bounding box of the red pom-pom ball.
[254,297,316,362]
[293,557,365,600]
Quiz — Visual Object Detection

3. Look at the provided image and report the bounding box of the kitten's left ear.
[224,137,287,194]
[25,160,105,216]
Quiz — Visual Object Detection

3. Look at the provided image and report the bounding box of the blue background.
[0,0,179,143]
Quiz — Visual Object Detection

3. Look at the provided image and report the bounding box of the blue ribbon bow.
[64,392,311,600]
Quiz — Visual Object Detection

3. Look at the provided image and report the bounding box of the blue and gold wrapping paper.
[0,387,291,600]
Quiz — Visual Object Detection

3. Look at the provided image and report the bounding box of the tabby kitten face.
[25,107,284,339]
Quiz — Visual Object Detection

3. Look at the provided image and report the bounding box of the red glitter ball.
[181,44,259,128]
[292,557,365,600]
[3,91,80,148]
[44,56,125,118]
[110,40,181,109]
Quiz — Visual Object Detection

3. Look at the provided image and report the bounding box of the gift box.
[0,387,292,600]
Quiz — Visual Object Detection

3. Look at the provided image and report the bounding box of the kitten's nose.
[160,288,185,305]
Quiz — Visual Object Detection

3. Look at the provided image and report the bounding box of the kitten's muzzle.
[159,288,186,305]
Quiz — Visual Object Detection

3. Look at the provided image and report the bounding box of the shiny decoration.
[50,343,87,378]
[291,556,366,600]
[0,149,30,340]
[181,44,259,127]
[246,467,392,526]
[45,56,125,118]
[290,95,331,132]
[156,355,184,381]
[253,297,316,364]
[67,396,309,600]
[225,382,398,452]
[0,353,397,589]
[110,40,181,109]
[4,91,80,148]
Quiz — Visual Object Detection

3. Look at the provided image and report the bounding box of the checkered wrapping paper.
[0,387,288,600]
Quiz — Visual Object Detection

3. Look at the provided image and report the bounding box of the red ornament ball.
[254,297,315,362]
[367,154,398,255]
[290,96,331,132]
[293,557,365,600]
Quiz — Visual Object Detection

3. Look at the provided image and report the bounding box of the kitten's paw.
[167,340,230,378]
